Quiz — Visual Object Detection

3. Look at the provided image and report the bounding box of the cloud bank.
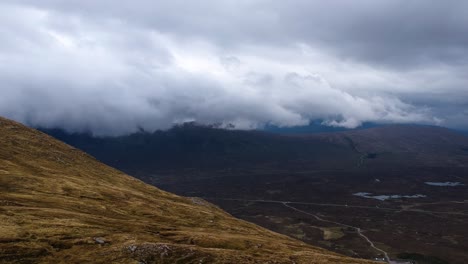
[1,1,467,135]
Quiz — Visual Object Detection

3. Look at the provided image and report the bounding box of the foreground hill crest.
[0,116,373,263]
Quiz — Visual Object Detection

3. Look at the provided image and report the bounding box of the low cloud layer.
[1,1,467,135]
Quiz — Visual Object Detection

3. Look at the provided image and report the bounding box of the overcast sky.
[1,1,467,135]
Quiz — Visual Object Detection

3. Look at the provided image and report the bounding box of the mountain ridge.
[41,123,468,173]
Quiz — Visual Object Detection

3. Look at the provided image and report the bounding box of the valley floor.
[146,167,468,264]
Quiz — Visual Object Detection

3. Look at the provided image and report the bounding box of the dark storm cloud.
[0,1,467,135]
[279,1,468,68]
[14,0,468,68]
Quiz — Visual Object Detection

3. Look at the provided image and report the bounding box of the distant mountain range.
[263,120,380,134]
[41,123,468,173]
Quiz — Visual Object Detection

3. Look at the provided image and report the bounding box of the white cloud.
[0,1,467,135]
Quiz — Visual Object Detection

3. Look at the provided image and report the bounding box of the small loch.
[425,182,464,187]
[353,192,426,201]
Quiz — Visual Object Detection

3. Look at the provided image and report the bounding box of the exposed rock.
[93,237,108,245]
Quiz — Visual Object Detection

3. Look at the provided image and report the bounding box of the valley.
[43,124,468,264]
[154,167,468,264]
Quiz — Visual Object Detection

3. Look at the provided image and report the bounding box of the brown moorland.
[0,116,376,264]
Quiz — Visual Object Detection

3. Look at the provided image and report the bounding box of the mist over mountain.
[263,120,381,134]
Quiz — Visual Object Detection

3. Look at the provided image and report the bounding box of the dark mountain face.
[42,124,468,264]
[42,124,468,172]
[41,123,361,172]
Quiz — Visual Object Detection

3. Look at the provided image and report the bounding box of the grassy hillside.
[0,117,374,264]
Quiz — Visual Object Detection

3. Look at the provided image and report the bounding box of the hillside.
[40,123,359,173]
[0,117,375,264]
[42,124,468,174]
[312,125,468,167]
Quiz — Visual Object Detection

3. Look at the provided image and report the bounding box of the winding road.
[204,197,467,263]
[205,197,468,216]
[281,202,390,263]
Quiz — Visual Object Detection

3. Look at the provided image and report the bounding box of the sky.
[1,0,467,135]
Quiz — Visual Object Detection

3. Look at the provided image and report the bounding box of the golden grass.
[0,117,376,264]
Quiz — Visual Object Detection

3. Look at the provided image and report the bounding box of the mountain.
[41,123,468,263]
[263,121,379,134]
[42,123,468,173]
[312,124,468,167]
[0,117,374,264]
